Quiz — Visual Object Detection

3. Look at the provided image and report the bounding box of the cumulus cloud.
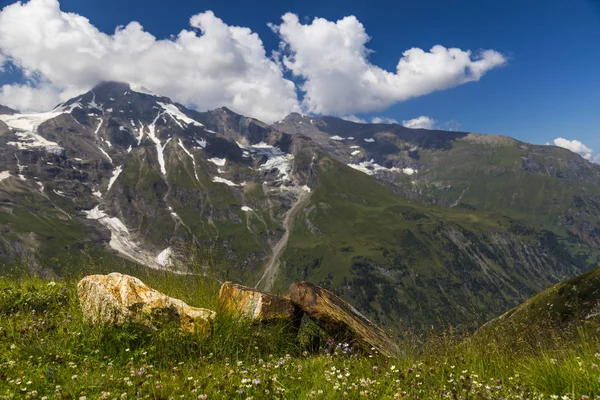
[553,138,598,162]
[341,115,367,123]
[402,116,436,130]
[0,0,506,123]
[0,0,299,122]
[371,117,398,124]
[272,13,506,116]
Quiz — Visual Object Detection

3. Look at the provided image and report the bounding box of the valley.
[0,81,599,335]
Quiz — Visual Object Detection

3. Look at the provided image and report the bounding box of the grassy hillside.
[2,273,600,399]
[277,155,599,334]
[475,265,600,350]
[416,136,600,234]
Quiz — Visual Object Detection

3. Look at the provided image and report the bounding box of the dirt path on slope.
[255,189,312,292]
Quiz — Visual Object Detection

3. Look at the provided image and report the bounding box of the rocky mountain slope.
[0,81,598,333]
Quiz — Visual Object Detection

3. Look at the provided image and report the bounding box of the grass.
[2,271,600,399]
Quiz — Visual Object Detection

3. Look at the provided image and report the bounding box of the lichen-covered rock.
[218,281,298,323]
[289,281,400,358]
[77,273,215,336]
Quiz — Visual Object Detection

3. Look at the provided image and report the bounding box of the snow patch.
[157,102,203,128]
[212,176,238,187]
[92,191,102,198]
[94,118,103,135]
[241,206,253,212]
[1,111,65,154]
[87,91,103,112]
[402,168,417,175]
[252,142,274,149]
[330,135,344,141]
[261,154,294,181]
[237,141,295,182]
[84,206,168,270]
[195,138,207,148]
[364,138,375,143]
[208,157,226,167]
[148,113,171,176]
[130,84,160,97]
[351,150,361,156]
[97,145,113,163]
[0,171,10,182]
[107,165,123,192]
[178,139,200,182]
[302,185,311,193]
[347,159,395,176]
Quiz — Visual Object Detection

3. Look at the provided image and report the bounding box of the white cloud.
[0,1,506,123]
[272,13,506,116]
[341,115,367,123]
[371,117,398,124]
[553,138,598,163]
[0,0,299,122]
[402,116,436,130]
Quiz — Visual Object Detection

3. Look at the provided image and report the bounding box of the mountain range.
[1,81,599,334]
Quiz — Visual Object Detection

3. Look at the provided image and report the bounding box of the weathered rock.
[218,281,299,323]
[78,273,215,336]
[289,281,400,358]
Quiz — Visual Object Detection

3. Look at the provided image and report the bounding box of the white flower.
[47,281,57,286]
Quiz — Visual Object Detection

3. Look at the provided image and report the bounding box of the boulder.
[289,281,400,358]
[78,273,215,336]
[218,281,299,324]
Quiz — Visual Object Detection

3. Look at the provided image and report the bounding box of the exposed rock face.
[289,281,400,358]
[78,273,215,336]
[218,281,298,323]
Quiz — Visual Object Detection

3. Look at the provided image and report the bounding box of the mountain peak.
[92,81,131,92]
[0,104,19,115]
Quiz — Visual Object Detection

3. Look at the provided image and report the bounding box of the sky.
[0,0,599,161]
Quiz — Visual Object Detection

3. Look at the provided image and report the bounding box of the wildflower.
[47,281,56,286]
[198,395,207,400]
[71,375,78,380]
[10,344,16,350]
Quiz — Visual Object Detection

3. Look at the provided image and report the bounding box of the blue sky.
[0,0,599,158]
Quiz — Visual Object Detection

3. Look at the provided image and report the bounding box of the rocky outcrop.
[77,273,215,336]
[289,281,400,358]
[218,281,298,323]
